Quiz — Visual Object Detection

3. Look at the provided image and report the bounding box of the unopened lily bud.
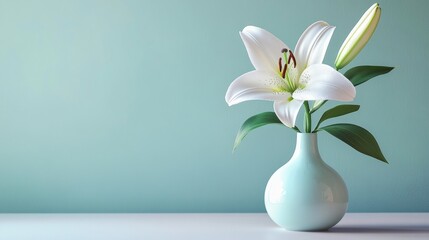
[335,3,381,70]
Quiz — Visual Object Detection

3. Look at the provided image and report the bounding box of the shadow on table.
[330,225,429,234]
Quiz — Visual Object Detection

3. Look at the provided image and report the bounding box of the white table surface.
[0,213,428,240]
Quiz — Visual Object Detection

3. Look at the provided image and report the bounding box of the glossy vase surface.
[264,133,348,231]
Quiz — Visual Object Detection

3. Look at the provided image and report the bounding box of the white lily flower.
[225,22,356,128]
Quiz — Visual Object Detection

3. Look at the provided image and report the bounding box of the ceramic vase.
[264,133,348,231]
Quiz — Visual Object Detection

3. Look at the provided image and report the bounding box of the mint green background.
[0,0,427,212]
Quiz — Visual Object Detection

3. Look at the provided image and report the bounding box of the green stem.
[303,101,312,133]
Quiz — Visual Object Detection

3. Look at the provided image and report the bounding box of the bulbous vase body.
[264,133,348,231]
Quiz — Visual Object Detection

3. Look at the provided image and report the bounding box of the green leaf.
[319,123,388,163]
[344,65,394,86]
[233,112,283,151]
[314,105,360,131]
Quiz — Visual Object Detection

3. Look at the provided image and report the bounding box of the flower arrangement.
[225,3,393,162]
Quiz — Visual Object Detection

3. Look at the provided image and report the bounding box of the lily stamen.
[282,63,287,78]
[280,49,289,79]
[288,50,297,68]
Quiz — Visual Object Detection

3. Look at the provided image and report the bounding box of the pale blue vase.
[264,133,348,231]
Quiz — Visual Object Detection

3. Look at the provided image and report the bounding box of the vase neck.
[292,133,322,161]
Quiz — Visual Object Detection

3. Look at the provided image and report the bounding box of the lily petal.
[240,26,289,72]
[274,99,303,128]
[294,21,335,73]
[293,64,356,101]
[225,70,289,106]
